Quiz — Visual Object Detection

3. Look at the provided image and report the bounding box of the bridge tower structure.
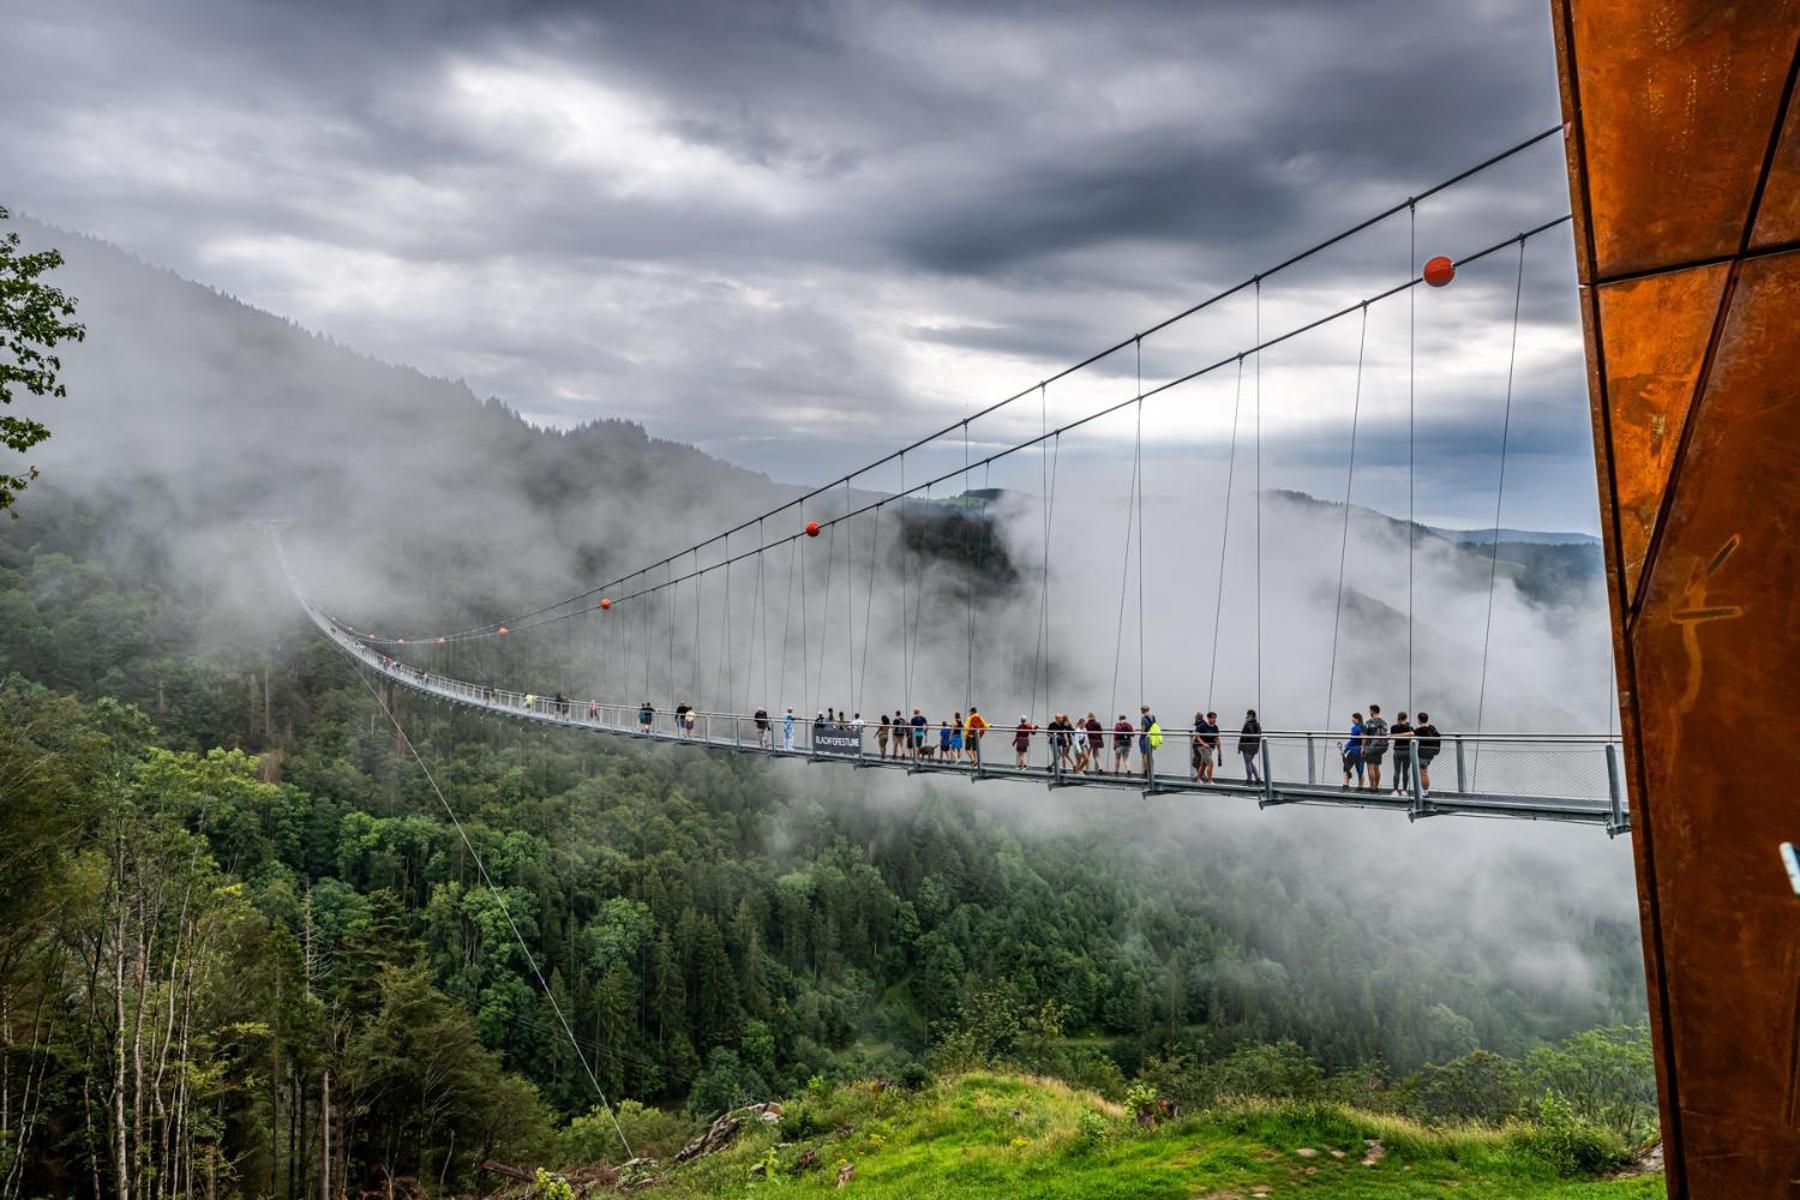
[1552,2,1800,1194]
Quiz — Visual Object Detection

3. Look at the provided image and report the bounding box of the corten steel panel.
[1555,2,1800,1196]
[1568,0,1799,279]
[1753,98,1800,248]
[1595,263,1729,599]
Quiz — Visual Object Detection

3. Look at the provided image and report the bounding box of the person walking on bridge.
[1389,712,1414,794]
[1413,712,1441,796]
[1085,713,1105,770]
[1342,712,1365,790]
[909,707,927,763]
[1013,715,1035,769]
[782,706,796,751]
[755,706,771,747]
[876,712,891,758]
[1239,709,1262,783]
[1363,703,1389,792]
[638,700,654,733]
[1191,712,1213,782]
[1112,715,1134,774]
[966,707,987,765]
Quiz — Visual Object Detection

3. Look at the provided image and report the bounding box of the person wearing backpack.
[1144,715,1163,781]
[1362,703,1390,792]
[1413,712,1441,796]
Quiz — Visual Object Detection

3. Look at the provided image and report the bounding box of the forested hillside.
[0,219,1652,1198]
[1,495,1653,1198]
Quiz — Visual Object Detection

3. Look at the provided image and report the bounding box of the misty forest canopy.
[0,217,1650,1199]
[0,206,84,513]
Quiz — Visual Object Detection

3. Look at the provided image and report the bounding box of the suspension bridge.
[263,4,1800,1191]
[277,124,1630,833]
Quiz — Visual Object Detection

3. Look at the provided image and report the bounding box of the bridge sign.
[812,723,863,758]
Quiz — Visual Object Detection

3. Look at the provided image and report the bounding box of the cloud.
[3,0,1592,527]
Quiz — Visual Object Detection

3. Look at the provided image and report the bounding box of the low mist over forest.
[0,216,1649,1197]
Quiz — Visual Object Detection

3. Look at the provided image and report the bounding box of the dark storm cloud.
[1,0,1594,527]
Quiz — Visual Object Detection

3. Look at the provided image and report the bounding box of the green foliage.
[1412,1049,1528,1126]
[561,1100,697,1164]
[0,206,84,514]
[1070,1108,1109,1154]
[1525,1023,1658,1143]
[1510,1091,1634,1177]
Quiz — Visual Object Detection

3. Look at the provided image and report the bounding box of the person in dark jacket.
[1239,709,1263,783]
[1413,712,1442,796]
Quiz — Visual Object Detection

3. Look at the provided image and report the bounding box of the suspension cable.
[1254,277,1264,717]
[374,127,1566,646]
[964,419,975,714]
[1136,337,1146,709]
[857,502,880,717]
[374,217,1573,646]
[1324,304,1371,730]
[346,666,634,1159]
[1407,199,1418,712]
[1475,236,1530,741]
[1109,364,1144,722]
[1208,358,1244,712]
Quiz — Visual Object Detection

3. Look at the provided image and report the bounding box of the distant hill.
[1429,526,1601,547]
[5,215,800,629]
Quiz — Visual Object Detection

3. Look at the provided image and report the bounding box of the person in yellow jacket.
[965,706,989,764]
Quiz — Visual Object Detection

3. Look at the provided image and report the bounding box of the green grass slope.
[626,1073,1662,1199]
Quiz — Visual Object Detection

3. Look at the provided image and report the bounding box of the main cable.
[367,217,1573,644]
[372,127,1566,646]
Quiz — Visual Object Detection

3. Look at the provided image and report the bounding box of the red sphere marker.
[805,521,821,537]
[1423,255,1456,287]
[497,625,508,637]
[599,598,612,610]
[437,637,446,644]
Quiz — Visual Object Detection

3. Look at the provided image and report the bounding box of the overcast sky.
[2,0,1601,531]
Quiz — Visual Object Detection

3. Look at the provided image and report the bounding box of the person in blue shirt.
[782,706,796,751]
[1342,711,1365,790]
[909,707,928,763]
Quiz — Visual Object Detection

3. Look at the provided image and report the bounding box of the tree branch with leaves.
[1,204,84,516]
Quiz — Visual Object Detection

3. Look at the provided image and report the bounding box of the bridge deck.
[289,581,1628,833]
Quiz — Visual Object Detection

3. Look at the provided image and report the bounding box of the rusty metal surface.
[1554,2,1800,1196]
[1569,0,1799,278]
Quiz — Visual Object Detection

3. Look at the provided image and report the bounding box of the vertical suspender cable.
[907,483,931,707]
[778,537,797,715]
[900,453,911,713]
[757,519,768,711]
[964,419,975,713]
[1254,278,1263,716]
[1109,361,1144,722]
[1136,337,1146,708]
[858,503,880,717]
[800,525,811,720]
[1407,200,1418,712]
[1475,236,1529,748]
[1032,384,1050,721]
[814,519,835,713]
[1324,304,1371,730]
[845,479,855,715]
[1207,358,1244,711]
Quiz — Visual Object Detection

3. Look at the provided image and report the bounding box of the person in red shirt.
[1112,715,1134,774]
[1012,716,1035,769]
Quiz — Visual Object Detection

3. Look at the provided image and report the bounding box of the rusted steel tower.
[1552,2,1800,1195]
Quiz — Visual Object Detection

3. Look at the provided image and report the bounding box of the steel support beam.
[1552,3,1800,1193]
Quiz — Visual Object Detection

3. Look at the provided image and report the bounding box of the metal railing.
[282,557,1627,833]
